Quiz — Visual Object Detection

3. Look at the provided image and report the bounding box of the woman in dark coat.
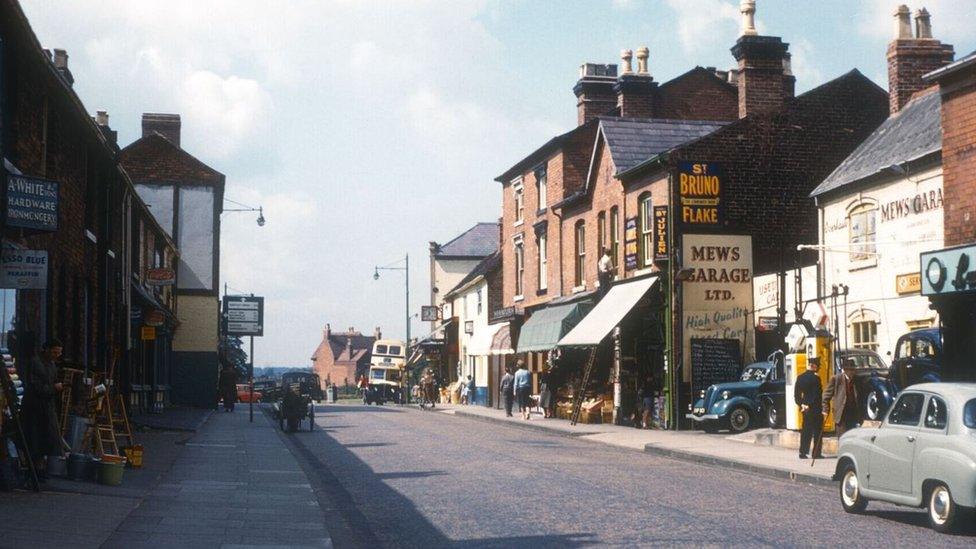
[218,363,239,412]
[22,339,64,476]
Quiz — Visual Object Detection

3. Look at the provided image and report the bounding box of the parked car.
[688,354,785,433]
[834,383,976,533]
[834,349,891,422]
[872,329,943,419]
[236,383,262,403]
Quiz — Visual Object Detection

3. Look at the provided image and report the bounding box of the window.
[388,345,401,356]
[897,337,912,359]
[513,180,524,223]
[609,206,619,269]
[849,203,877,264]
[597,212,607,255]
[914,338,938,359]
[639,193,653,267]
[924,396,947,430]
[887,393,925,426]
[535,165,547,210]
[537,231,548,292]
[965,399,976,429]
[476,288,483,315]
[574,221,586,287]
[851,320,878,352]
[375,344,388,354]
[514,239,525,297]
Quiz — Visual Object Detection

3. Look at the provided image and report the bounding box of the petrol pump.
[783,320,836,432]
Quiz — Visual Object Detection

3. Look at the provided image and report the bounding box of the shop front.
[921,244,976,382]
[517,300,592,395]
[488,322,516,409]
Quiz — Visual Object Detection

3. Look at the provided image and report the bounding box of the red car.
[236,383,262,403]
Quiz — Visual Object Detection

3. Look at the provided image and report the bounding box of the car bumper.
[686,413,720,421]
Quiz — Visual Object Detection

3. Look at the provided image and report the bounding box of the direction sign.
[223,295,264,337]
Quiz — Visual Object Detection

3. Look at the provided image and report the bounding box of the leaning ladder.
[111,393,135,449]
[570,348,598,426]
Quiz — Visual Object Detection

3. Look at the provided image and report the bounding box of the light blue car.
[834,383,976,533]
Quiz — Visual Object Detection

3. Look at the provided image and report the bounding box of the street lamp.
[224,198,266,227]
[373,254,410,403]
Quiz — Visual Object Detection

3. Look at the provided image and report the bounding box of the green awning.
[516,301,593,353]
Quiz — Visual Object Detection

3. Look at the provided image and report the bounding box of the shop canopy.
[468,323,508,356]
[489,323,514,355]
[558,276,658,347]
[516,302,592,353]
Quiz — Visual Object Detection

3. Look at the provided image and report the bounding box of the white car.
[834,383,976,533]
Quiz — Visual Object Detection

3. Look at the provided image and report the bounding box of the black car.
[834,349,890,422]
[889,327,942,390]
[688,355,786,433]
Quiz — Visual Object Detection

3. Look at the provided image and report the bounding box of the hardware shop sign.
[677,162,723,227]
[0,250,48,289]
[223,295,264,337]
[6,175,59,231]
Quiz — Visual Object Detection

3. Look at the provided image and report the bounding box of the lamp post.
[224,198,266,226]
[374,254,410,403]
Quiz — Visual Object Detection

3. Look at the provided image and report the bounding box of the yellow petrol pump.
[805,329,835,434]
[783,323,835,432]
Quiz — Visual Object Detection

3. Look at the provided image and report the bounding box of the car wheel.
[865,390,882,421]
[928,483,958,533]
[728,406,751,433]
[702,421,719,434]
[840,465,868,513]
[764,399,781,429]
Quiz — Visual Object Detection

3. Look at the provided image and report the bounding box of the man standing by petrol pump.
[794,357,824,459]
[823,359,860,436]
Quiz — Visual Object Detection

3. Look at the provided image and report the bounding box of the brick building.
[310,325,379,387]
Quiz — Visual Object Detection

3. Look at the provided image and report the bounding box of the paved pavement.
[297,402,976,547]
[448,404,836,485]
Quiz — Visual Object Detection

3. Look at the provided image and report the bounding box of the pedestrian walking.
[460,376,470,405]
[639,374,656,429]
[794,358,824,459]
[499,366,515,417]
[514,360,532,420]
[218,363,239,412]
[823,358,860,437]
[467,374,477,406]
[539,370,553,418]
[22,338,64,479]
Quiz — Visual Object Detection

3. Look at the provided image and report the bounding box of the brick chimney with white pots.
[573,63,618,125]
[729,0,792,118]
[615,47,656,118]
[886,5,954,114]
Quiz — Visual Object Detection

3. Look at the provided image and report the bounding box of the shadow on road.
[864,508,976,536]
[344,442,397,448]
[375,470,448,480]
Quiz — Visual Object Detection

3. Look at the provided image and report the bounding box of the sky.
[20,0,975,366]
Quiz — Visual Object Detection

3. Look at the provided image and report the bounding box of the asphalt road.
[278,403,975,548]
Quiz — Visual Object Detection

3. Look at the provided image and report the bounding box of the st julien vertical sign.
[653,205,669,261]
[677,162,723,228]
[6,175,59,231]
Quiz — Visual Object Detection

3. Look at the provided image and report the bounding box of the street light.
[373,254,410,403]
[224,198,267,227]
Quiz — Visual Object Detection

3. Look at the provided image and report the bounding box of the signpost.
[5,175,59,231]
[223,295,265,422]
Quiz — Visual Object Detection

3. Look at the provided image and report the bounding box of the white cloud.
[178,71,273,160]
[665,0,741,54]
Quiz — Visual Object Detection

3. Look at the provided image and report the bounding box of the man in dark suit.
[823,358,860,436]
[794,358,824,459]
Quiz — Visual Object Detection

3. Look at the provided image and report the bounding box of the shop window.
[851,319,878,352]
[597,211,606,255]
[514,238,525,298]
[476,288,483,315]
[849,203,877,266]
[535,165,547,210]
[537,231,548,292]
[639,193,653,268]
[609,206,619,270]
[513,180,524,223]
[574,221,586,287]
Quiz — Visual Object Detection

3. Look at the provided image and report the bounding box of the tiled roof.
[810,90,941,197]
[598,117,727,175]
[435,223,498,258]
[443,252,500,298]
[923,49,976,83]
[120,134,225,185]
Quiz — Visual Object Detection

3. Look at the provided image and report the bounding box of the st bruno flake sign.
[223,295,264,337]
[677,162,723,227]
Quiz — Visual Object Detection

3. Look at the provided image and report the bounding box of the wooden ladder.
[87,389,119,457]
[57,368,81,436]
[570,348,598,426]
[111,393,135,448]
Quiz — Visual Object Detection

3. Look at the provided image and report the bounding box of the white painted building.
[810,91,943,358]
[428,223,498,329]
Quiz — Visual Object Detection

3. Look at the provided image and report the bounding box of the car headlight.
[699,390,706,398]
[721,391,731,400]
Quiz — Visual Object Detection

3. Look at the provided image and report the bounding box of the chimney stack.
[141,113,182,148]
[52,48,74,87]
[95,110,109,126]
[573,63,618,126]
[374,327,382,340]
[730,1,790,118]
[615,47,656,119]
[93,110,118,144]
[324,323,332,338]
[886,5,954,114]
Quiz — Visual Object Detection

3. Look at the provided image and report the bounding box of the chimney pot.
[894,5,912,39]
[52,49,68,69]
[620,49,633,75]
[740,0,757,36]
[635,46,650,75]
[914,8,932,39]
[95,110,109,126]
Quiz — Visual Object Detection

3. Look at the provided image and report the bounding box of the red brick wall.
[656,69,738,121]
[940,73,976,246]
[888,39,954,114]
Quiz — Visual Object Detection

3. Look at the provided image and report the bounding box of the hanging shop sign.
[146,267,176,286]
[921,244,976,297]
[6,175,59,231]
[896,272,921,295]
[681,234,754,382]
[421,305,440,322]
[757,317,779,332]
[653,205,669,261]
[464,320,474,335]
[140,326,156,341]
[624,217,638,271]
[144,309,165,327]
[223,295,264,336]
[0,249,48,289]
[677,162,723,227]
[490,306,522,323]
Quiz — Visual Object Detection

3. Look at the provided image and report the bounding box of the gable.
[120,134,225,186]
[656,67,738,121]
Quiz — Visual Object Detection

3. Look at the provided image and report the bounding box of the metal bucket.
[46,455,67,477]
[66,453,92,481]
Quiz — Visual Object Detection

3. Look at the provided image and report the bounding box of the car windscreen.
[740,367,767,382]
[370,370,385,380]
[964,399,976,429]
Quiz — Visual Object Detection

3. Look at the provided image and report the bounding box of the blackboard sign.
[691,338,741,396]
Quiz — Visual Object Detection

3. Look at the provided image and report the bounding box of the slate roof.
[434,223,498,258]
[443,252,500,298]
[598,117,728,175]
[810,90,941,198]
[924,49,976,83]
